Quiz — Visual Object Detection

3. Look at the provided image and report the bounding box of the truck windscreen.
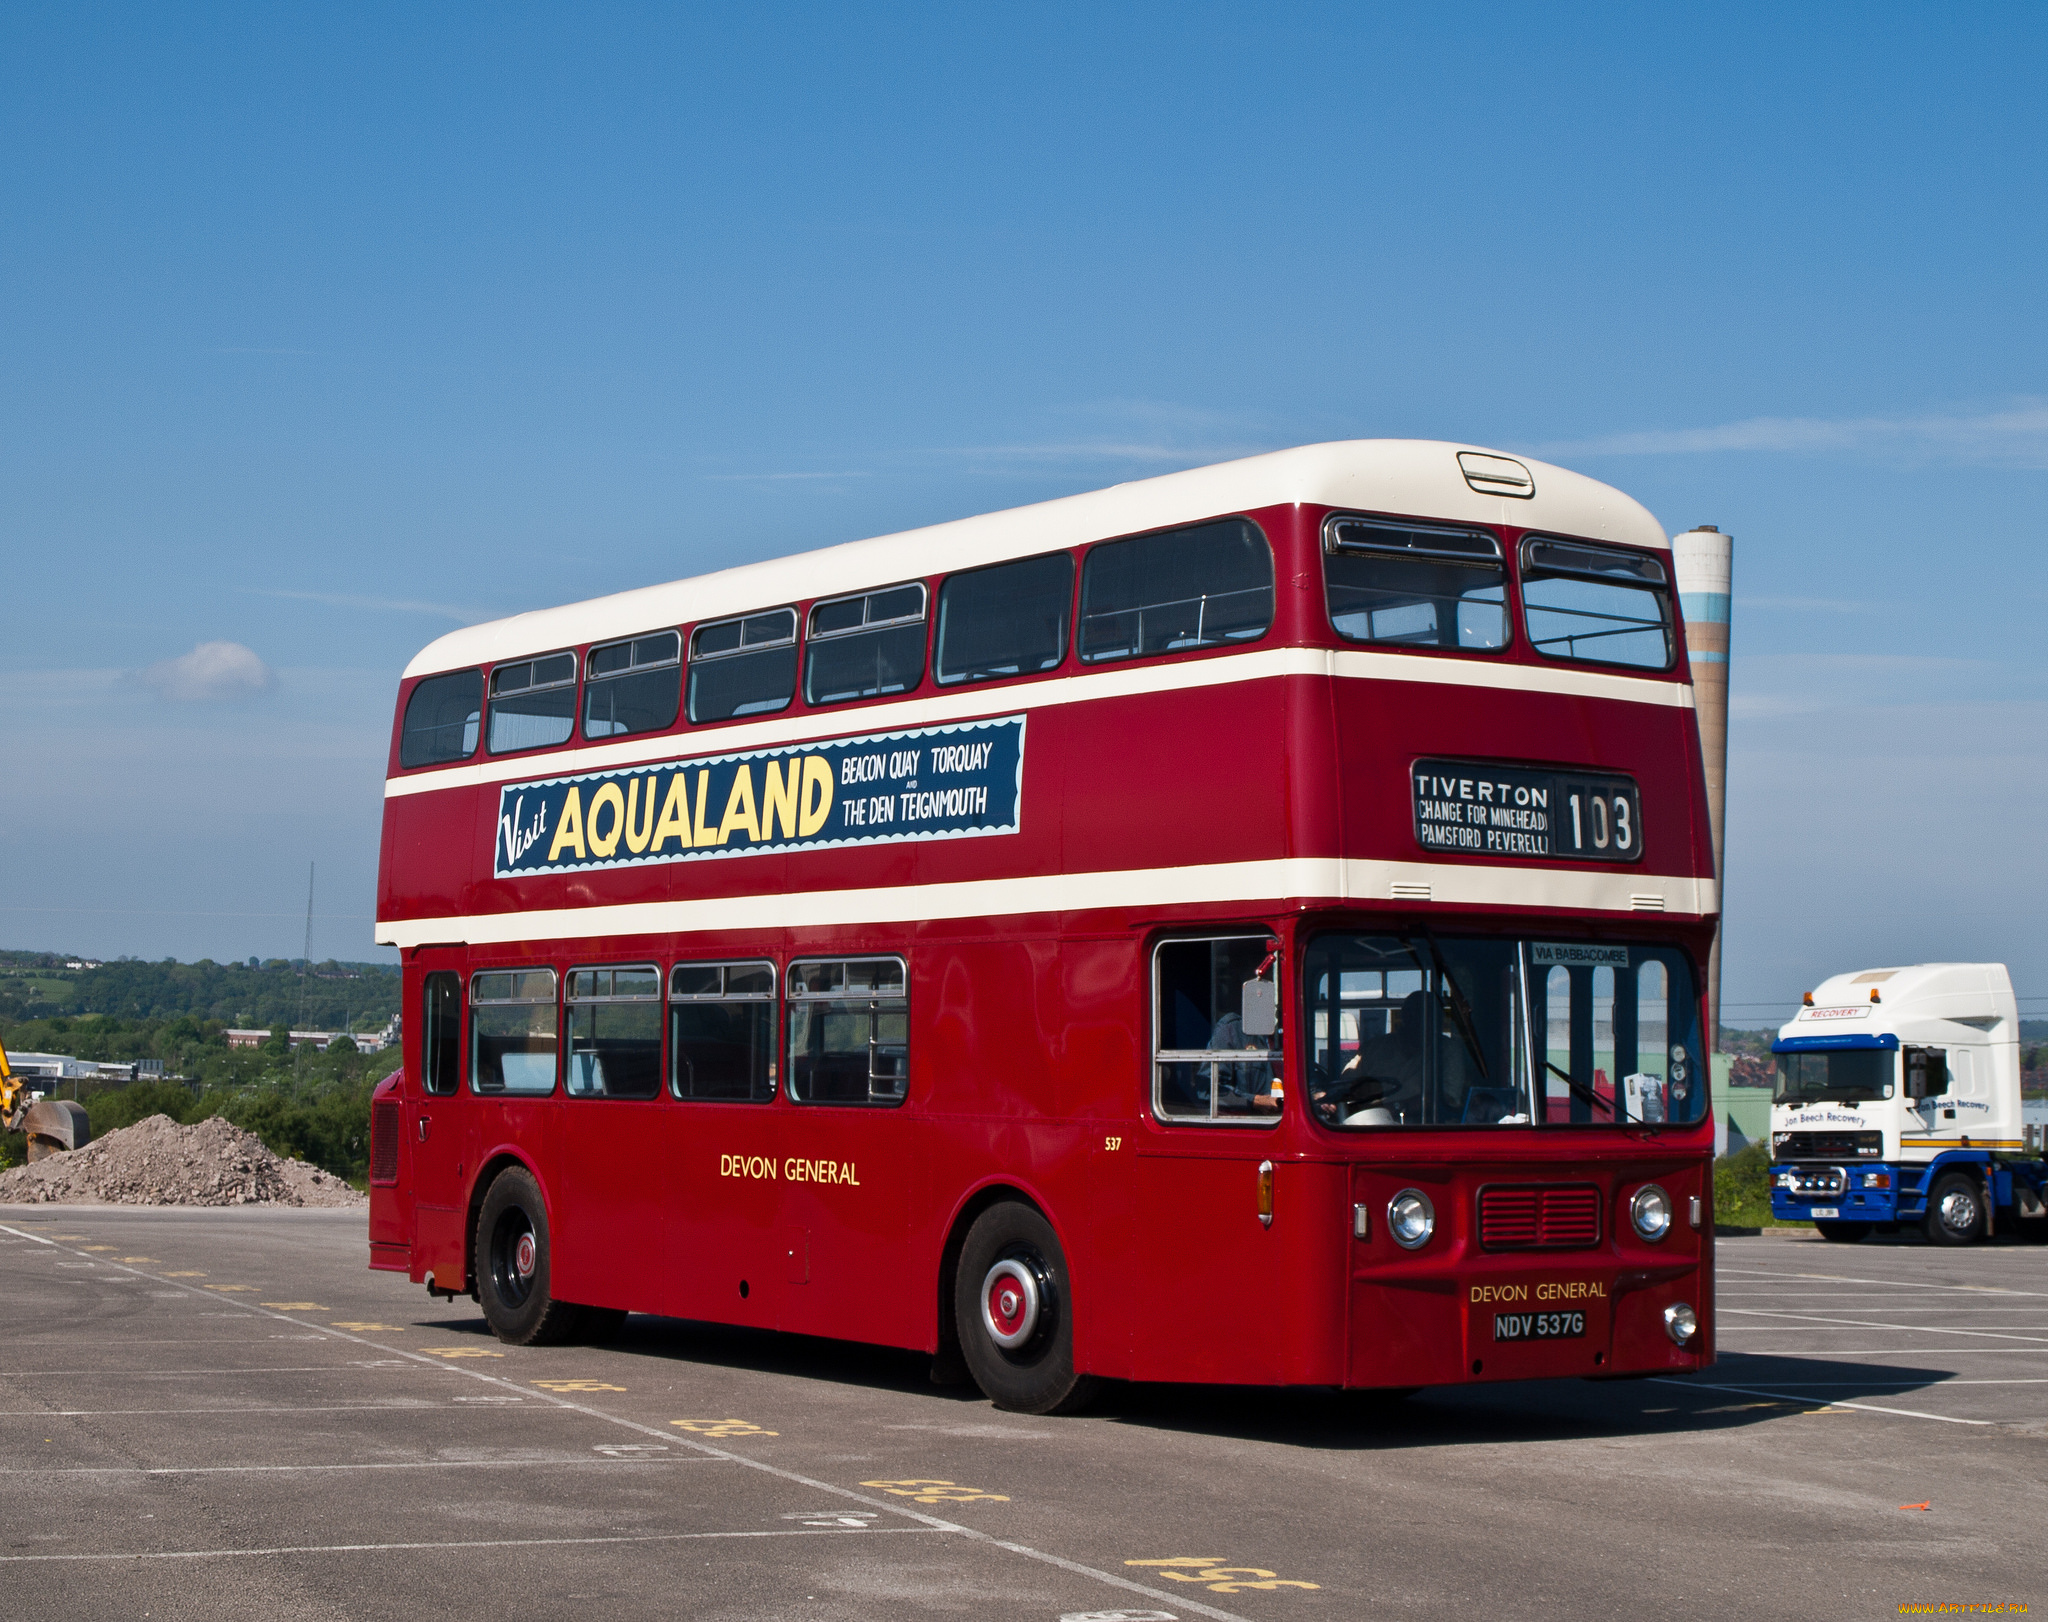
[1774,1049,1893,1105]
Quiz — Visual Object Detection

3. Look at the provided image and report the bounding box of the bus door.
[409,960,474,1289]
[664,958,788,1324]
[772,956,914,1343]
[552,966,669,1313]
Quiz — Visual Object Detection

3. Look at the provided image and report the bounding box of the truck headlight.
[1630,1184,1673,1242]
[1663,1303,1699,1346]
[1386,1188,1435,1250]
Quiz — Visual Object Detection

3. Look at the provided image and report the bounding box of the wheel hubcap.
[493,1210,537,1308]
[981,1256,1042,1350]
[1940,1189,1978,1233]
[515,1233,536,1279]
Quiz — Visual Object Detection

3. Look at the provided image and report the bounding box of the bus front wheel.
[1923,1172,1984,1247]
[954,1202,1097,1415]
[476,1167,586,1346]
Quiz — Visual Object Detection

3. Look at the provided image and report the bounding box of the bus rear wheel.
[954,1202,1097,1415]
[476,1167,586,1346]
[1815,1220,1872,1243]
[1923,1172,1984,1247]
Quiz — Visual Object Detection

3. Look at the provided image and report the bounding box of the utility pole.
[292,863,314,1084]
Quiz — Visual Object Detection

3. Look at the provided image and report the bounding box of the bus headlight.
[1387,1188,1435,1250]
[1630,1184,1673,1242]
[1663,1302,1699,1346]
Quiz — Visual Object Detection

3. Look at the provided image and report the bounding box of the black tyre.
[1815,1220,1872,1243]
[1922,1172,1984,1247]
[953,1201,1097,1415]
[475,1167,585,1345]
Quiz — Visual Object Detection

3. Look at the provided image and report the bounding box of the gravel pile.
[0,1113,363,1207]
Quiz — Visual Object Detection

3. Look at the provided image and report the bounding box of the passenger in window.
[1207,1008,1280,1112]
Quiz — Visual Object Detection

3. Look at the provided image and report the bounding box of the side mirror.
[1904,1046,1946,1101]
[1241,980,1278,1039]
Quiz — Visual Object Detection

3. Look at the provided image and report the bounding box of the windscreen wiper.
[1544,1059,1616,1117]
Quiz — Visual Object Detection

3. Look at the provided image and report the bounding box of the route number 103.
[1561,780,1640,859]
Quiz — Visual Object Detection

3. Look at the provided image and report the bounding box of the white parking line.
[1651,1378,1993,1426]
[0,1405,562,1418]
[0,1526,941,1564]
[1721,1308,2048,1345]
[6,1458,714,1477]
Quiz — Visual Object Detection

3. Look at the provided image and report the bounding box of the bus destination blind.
[1411,758,1642,864]
[494,714,1024,878]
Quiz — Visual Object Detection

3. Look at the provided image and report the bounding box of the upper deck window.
[935,552,1073,685]
[1079,519,1273,663]
[688,609,797,723]
[1323,517,1507,651]
[583,632,681,740]
[400,669,482,768]
[487,652,578,754]
[805,584,928,706]
[563,965,662,1099]
[1519,538,1673,671]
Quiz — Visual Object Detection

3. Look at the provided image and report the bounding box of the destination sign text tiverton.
[1410,758,1643,864]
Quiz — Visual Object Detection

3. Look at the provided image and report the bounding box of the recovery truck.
[0,1035,91,1161]
[1769,963,2046,1243]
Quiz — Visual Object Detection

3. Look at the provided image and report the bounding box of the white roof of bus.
[404,438,1668,679]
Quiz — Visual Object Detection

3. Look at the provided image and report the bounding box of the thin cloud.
[130,641,277,703]
[703,471,871,482]
[246,588,491,623]
[1536,399,2048,467]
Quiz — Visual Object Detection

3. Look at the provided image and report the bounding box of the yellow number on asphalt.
[861,1478,1010,1504]
[163,1271,205,1277]
[671,1418,778,1438]
[203,1284,255,1292]
[331,1322,405,1332]
[262,1302,326,1310]
[533,1379,625,1393]
[421,1346,505,1358]
[1127,1557,1320,1594]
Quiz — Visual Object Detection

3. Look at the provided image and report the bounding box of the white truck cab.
[1769,963,2045,1244]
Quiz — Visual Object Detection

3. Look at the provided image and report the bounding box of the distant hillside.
[0,950,398,1031]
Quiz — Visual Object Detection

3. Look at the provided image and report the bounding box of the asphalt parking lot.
[1,1213,2041,1622]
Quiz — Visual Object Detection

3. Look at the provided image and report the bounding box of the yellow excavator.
[0,1036,90,1161]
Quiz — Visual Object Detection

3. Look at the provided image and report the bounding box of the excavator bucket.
[21,1099,90,1161]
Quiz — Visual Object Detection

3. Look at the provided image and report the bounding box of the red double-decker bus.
[368,440,1718,1412]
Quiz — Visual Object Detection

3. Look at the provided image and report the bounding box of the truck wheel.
[1923,1172,1984,1247]
[476,1167,585,1345]
[1815,1220,1871,1243]
[953,1201,1097,1415]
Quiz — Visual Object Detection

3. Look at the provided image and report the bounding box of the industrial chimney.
[1672,526,1732,1051]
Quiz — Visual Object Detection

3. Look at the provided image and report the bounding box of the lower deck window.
[1153,935,1282,1123]
[787,957,908,1105]
[563,966,662,1099]
[471,969,559,1096]
[671,960,776,1102]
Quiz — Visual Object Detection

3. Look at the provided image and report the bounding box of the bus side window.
[583,631,681,740]
[935,552,1074,684]
[420,971,462,1096]
[787,957,908,1106]
[487,651,579,754]
[471,969,560,1096]
[805,585,928,706]
[688,609,797,723]
[563,966,663,1099]
[671,960,777,1102]
[400,669,482,767]
[1079,518,1273,663]
[1152,935,1282,1124]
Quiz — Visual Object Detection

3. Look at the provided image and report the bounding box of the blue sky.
[2,4,2042,1025]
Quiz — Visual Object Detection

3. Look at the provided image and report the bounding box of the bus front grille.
[1479,1184,1601,1250]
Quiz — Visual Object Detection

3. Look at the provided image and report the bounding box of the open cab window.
[1153,935,1282,1124]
